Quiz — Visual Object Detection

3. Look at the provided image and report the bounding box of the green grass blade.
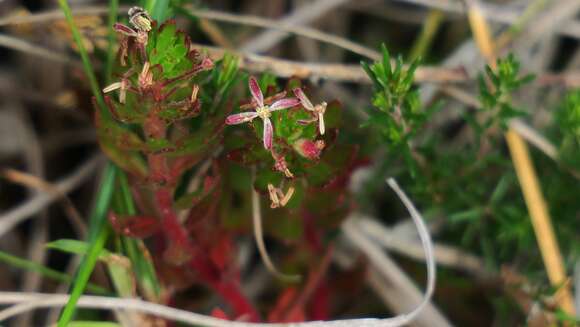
[56,0,110,120]
[104,0,119,84]
[57,163,118,327]
[116,171,161,300]
[0,250,109,295]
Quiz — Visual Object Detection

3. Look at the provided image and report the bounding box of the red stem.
[155,188,260,321]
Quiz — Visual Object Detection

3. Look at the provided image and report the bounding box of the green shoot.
[0,250,109,295]
[57,164,117,327]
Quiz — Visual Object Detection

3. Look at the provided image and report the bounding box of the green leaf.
[47,239,112,260]
[380,43,392,80]
[56,0,110,121]
[361,61,380,90]
[150,0,170,22]
[0,250,109,295]
[57,164,117,327]
[116,171,161,301]
[449,208,484,223]
[490,174,513,204]
[48,239,136,298]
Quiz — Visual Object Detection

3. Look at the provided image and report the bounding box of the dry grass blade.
[506,130,576,316]
[0,154,102,239]
[0,290,447,326]
[463,0,576,317]
[1,168,87,237]
[240,0,350,53]
[341,178,442,326]
[250,168,301,283]
[357,216,487,278]
[0,34,78,66]
[198,43,468,84]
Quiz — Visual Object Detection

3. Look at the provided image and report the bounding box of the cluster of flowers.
[225,77,329,207]
[100,7,331,210]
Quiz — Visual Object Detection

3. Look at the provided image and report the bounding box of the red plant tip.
[113,22,137,36]
[273,153,294,178]
[211,308,230,320]
[201,57,214,70]
[138,62,153,89]
[293,139,325,159]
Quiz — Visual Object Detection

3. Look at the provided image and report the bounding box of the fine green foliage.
[555,90,580,168]
[361,44,425,146]
[57,164,117,327]
[147,22,192,79]
[361,44,433,177]
[478,54,534,129]
[360,48,563,272]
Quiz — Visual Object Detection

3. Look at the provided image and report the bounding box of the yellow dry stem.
[465,0,576,318]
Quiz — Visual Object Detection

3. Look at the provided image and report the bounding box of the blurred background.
[0,0,579,326]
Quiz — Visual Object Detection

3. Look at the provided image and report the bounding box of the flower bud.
[293,139,325,160]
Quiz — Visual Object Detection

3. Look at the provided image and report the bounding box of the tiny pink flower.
[271,150,293,178]
[293,139,325,160]
[102,67,136,103]
[226,77,299,149]
[293,88,327,135]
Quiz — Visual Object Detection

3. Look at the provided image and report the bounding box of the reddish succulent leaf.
[108,212,160,238]
[209,234,233,271]
[211,307,230,320]
[310,281,330,320]
[268,287,299,322]
[162,238,192,266]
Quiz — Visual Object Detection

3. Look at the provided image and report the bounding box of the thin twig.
[389,0,580,39]
[0,34,79,66]
[356,216,488,278]
[464,0,576,317]
[0,5,380,60]
[240,0,351,53]
[0,154,102,239]
[0,291,444,326]
[9,104,47,327]
[196,43,468,84]
[1,168,88,237]
[506,130,576,317]
[341,178,446,326]
[250,167,301,283]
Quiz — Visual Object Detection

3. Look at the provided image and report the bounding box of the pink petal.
[225,112,258,125]
[248,77,264,108]
[270,98,299,111]
[263,118,273,149]
[114,23,138,36]
[293,88,314,110]
[318,113,325,135]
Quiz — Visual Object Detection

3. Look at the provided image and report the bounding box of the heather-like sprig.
[226,77,299,149]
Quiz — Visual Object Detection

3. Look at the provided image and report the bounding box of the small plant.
[360,48,575,272]
[478,54,534,130]
[555,90,580,169]
[61,7,364,322]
